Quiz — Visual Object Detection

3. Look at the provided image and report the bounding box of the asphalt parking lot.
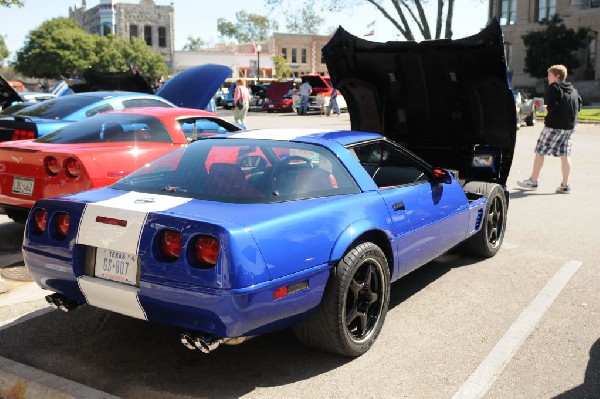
[0,111,599,399]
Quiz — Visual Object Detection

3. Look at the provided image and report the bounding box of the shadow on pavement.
[553,338,600,399]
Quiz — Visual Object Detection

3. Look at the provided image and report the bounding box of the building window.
[144,25,152,46]
[586,34,597,79]
[102,22,112,36]
[281,47,287,60]
[130,24,138,39]
[584,0,600,8]
[537,0,556,21]
[500,0,516,25]
[158,26,167,48]
[301,48,307,64]
[504,43,513,69]
[291,48,297,63]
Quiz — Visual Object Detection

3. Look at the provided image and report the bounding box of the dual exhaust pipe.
[45,293,81,312]
[180,333,251,354]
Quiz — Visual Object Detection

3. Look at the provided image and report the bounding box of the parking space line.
[452,260,583,399]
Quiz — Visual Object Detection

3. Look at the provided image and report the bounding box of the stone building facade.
[69,0,175,69]
[488,0,599,96]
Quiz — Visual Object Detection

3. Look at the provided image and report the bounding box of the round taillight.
[33,208,47,234]
[44,156,61,176]
[160,230,181,260]
[64,157,81,178]
[194,236,220,267]
[55,212,70,239]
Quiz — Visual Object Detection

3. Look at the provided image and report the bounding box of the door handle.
[392,201,405,211]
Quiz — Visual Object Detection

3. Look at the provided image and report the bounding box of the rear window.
[13,95,100,119]
[36,113,172,144]
[112,138,360,203]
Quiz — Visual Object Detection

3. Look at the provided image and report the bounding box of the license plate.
[94,248,138,286]
[12,177,34,196]
[269,104,274,108]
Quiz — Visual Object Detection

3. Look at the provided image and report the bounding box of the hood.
[551,81,574,95]
[323,18,516,185]
[0,74,24,109]
[67,69,154,94]
[156,64,232,110]
[265,81,293,101]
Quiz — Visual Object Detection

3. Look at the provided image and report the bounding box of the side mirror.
[432,168,452,184]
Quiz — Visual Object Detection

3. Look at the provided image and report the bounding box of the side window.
[179,119,229,142]
[122,98,172,108]
[352,141,429,188]
[85,103,114,117]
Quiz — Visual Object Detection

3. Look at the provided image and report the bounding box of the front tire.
[461,182,507,257]
[294,242,390,356]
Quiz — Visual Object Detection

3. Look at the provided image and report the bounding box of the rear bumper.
[23,246,331,337]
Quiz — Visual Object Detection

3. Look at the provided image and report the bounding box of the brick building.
[489,0,599,97]
[69,0,175,69]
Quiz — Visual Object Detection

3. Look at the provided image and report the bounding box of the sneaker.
[517,178,538,190]
[556,184,571,194]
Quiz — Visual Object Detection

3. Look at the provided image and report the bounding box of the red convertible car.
[0,107,241,222]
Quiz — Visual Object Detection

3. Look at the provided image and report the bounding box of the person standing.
[328,87,341,116]
[233,79,250,126]
[517,64,582,194]
[299,80,312,115]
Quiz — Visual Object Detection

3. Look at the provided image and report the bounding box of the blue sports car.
[0,64,232,141]
[23,19,516,356]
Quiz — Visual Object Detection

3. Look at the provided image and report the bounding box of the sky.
[1,0,489,60]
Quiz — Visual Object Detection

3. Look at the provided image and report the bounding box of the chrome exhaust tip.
[180,333,197,350]
[180,333,223,353]
[45,293,81,312]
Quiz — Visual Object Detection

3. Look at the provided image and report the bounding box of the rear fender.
[329,219,392,263]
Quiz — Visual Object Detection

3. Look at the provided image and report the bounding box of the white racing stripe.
[229,129,333,141]
[76,191,191,254]
[452,260,583,399]
[78,276,146,320]
[75,191,191,320]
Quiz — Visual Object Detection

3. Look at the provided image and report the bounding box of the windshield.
[36,113,172,144]
[112,138,360,203]
[13,95,99,119]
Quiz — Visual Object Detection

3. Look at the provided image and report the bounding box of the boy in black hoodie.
[517,64,582,194]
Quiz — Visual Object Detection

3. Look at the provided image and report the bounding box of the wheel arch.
[330,224,394,279]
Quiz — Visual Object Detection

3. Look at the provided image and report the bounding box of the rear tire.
[6,208,28,224]
[460,182,507,258]
[293,242,390,357]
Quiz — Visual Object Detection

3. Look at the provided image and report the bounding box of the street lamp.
[256,44,262,84]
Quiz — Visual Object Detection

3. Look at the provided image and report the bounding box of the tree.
[266,0,458,41]
[13,17,168,79]
[182,35,207,51]
[0,35,9,65]
[0,0,23,6]
[217,11,279,43]
[272,54,292,80]
[522,15,589,79]
[284,2,324,34]
[14,18,98,78]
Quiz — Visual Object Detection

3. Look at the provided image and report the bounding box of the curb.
[0,356,120,399]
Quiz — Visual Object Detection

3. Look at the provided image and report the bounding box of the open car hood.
[67,69,154,94]
[156,64,232,110]
[323,18,516,185]
[0,74,24,109]
[265,81,293,101]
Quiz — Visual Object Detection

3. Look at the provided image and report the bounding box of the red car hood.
[265,81,294,101]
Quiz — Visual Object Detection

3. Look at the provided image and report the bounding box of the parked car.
[0,64,232,141]
[262,81,295,112]
[514,90,536,128]
[19,92,57,102]
[291,74,347,113]
[0,107,241,223]
[23,19,515,357]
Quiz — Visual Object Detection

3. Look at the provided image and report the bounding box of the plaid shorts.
[534,126,574,157]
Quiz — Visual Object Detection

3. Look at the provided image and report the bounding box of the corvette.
[23,19,516,356]
[0,107,241,222]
